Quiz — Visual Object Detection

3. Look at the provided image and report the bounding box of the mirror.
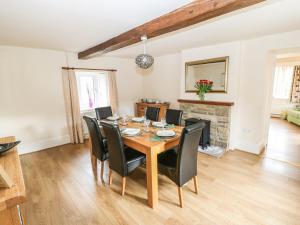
[185,56,229,93]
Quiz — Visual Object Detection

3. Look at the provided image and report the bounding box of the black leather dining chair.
[95,106,113,120]
[83,116,109,182]
[145,107,160,121]
[166,109,183,126]
[157,122,204,207]
[101,122,146,196]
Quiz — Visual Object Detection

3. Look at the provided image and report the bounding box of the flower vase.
[198,92,205,101]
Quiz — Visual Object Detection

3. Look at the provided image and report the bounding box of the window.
[76,71,109,111]
[272,65,294,99]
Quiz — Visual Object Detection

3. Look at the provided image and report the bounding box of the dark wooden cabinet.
[136,102,170,121]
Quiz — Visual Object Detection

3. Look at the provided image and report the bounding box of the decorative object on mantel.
[185,56,229,93]
[194,79,213,100]
[141,98,165,104]
[0,141,21,155]
[135,35,154,69]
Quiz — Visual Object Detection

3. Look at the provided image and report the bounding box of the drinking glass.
[161,117,166,130]
[144,119,151,132]
[122,113,127,125]
[113,113,118,125]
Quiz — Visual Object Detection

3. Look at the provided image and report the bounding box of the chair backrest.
[83,116,107,161]
[145,107,160,121]
[176,122,204,186]
[101,122,127,176]
[95,106,113,120]
[166,109,183,125]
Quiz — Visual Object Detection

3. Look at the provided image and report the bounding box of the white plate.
[122,128,141,136]
[156,130,176,137]
[152,122,164,128]
[131,117,144,122]
[107,116,120,121]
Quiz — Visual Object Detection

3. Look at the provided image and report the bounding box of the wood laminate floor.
[266,118,300,165]
[20,143,300,225]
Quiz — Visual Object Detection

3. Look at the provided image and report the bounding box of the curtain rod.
[62,67,117,72]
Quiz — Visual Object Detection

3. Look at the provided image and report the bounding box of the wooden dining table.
[118,119,183,208]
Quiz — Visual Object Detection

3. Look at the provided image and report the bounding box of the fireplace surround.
[178,99,234,149]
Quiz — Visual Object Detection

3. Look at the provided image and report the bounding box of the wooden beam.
[78,0,265,59]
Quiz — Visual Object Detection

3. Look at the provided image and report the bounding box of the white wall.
[141,30,300,154]
[180,42,242,103]
[236,30,300,154]
[0,46,143,154]
[139,53,181,108]
[66,53,143,116]
[2,30,300,155]
[180,42,242,150]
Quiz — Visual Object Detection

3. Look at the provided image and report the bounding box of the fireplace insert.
[185,118,210,149]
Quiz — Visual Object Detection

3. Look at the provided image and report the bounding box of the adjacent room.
[266,52,300,165]
[0,0,300,225]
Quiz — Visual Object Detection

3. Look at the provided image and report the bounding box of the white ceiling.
[0,0,299,57]
[107,0,300,57]
[0,0,192,52]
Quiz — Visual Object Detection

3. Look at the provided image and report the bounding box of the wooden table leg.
[0,205,25,225]
[146,149,158,208]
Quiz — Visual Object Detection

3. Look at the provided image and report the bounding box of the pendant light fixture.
[135,35,154,69]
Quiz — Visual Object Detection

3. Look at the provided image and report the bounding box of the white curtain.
[62,69,84,144]
[291,66,300,103]
[107,71,119,113]
[273,65,294,99]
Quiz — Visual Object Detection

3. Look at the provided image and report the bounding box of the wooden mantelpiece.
[178,99,234,106]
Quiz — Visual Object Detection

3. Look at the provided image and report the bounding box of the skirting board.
[234,140,266,155]
[18,135,70,155]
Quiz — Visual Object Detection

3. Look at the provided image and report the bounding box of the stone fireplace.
[178,99,234,149]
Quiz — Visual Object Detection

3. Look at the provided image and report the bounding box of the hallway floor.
[265,118,300,166]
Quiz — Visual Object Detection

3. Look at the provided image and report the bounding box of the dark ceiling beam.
[78,0,265,59]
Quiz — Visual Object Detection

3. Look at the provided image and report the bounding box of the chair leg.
[91,156,97,178]
[121,177,126,196]
[89,138,97,178]
[193,176,198,194]
[100,161,105,183]
[177,187,183,208]
[109,169,113,186]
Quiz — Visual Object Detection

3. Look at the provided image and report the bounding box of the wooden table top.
[0,136,26,211]
[118,120,184,154]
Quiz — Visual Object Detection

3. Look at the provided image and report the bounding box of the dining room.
[1,0,300,225]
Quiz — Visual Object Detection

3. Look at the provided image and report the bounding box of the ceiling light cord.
[141,35,147,54]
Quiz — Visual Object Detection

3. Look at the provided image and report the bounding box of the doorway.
[265,52,300,166]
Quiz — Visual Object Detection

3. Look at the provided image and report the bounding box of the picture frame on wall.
[185,56,229,93]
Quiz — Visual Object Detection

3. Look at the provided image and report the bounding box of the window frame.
[75,71,109,111]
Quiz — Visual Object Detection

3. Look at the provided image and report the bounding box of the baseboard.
[270,114,281,118]
[18,135,70,155]
[234,140,265,155]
